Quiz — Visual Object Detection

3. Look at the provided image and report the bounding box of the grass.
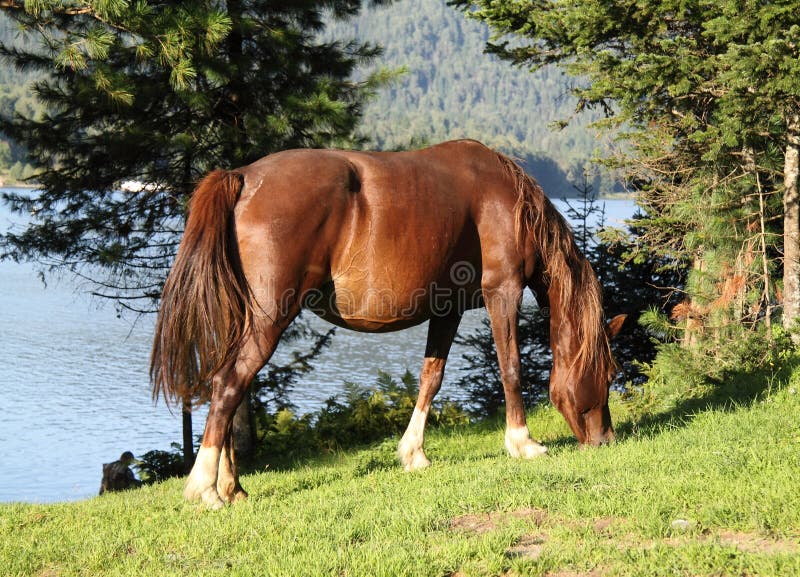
[2,363,800,576]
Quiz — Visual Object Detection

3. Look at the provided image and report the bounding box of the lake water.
[0,189,635,502]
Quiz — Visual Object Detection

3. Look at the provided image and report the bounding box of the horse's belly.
[310,308,429,333]
[303,271,485,332]
[304,280,432,333]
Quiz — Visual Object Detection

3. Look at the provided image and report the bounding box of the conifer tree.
[452,0,796,341]
[0,0,389,310]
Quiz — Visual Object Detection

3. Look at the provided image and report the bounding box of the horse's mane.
[497,152,617,383]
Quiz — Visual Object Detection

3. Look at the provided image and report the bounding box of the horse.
[151,139,625,509]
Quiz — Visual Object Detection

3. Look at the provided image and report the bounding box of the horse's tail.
[151,169,252,405]
[497,152,618,382]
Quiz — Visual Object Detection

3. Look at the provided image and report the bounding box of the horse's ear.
[605,314,627,340]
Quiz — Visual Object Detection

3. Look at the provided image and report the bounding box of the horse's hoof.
[185,482,225,510]
[217,480,248,504]
[201,487,225,510]
[403,451,431,472]
[505,427,548,459]
[230,488,248,503]
[517,442,548,459]
[398,441,431,472]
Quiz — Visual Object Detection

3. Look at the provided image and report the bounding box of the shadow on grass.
[611,353,800,442]
[501,352,800,453]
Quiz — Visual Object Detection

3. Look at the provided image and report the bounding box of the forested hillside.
[0,15,39,182]
[329,0,618,195]
[0,1,618,195]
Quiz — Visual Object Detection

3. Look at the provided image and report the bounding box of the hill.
[330,0,619,196]
[2,359,799,576]
[0,15,40,183]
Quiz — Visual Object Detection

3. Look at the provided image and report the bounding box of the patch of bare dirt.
[505,534,546,560]
[713,530,799,555]
[625,529,799,555]
[449,508,625,537]
[449,507,552,564]
[591,516,629,535]
[448,512,500,534]
[449,509,635,564]
[449,507,549,534]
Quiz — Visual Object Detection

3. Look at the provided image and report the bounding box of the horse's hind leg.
[398,312,461,471]
[217,427,246,503]
[184,327,281,509]
[483,278,548,459]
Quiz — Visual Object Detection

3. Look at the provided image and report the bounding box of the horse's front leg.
[398,312,461,471]
[484,280,548,459]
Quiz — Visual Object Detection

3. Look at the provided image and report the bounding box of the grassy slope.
[2,366,800,577]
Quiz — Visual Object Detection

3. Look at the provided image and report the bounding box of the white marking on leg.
[184,445,224,509]
[398,407,431,471]
[505,425,548,459]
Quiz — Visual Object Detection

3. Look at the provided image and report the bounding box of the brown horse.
[151,139,625,509]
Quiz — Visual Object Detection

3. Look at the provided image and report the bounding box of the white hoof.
[402,448,431,472]
[505,426,548,459]
[184,482,225,510]
[398,408,431,471]
[184,446,224,509]
[398,437,431,471]
[515,440,549,459]
[217,481,248,504]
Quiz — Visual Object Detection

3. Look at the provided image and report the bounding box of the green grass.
[3,365,800,576]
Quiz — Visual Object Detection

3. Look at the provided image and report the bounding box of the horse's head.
[548,310,626,447]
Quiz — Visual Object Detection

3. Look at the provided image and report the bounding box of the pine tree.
[703,4,800,335]
[0,0,389,311]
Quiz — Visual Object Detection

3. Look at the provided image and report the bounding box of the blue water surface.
[0,189,636,502]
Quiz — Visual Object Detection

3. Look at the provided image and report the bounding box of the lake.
[0,189,635,502]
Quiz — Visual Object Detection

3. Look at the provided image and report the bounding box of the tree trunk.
[684,255,705,347]
[757,170,772,337]
[182,398,195,474]
[783,111,800,338]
